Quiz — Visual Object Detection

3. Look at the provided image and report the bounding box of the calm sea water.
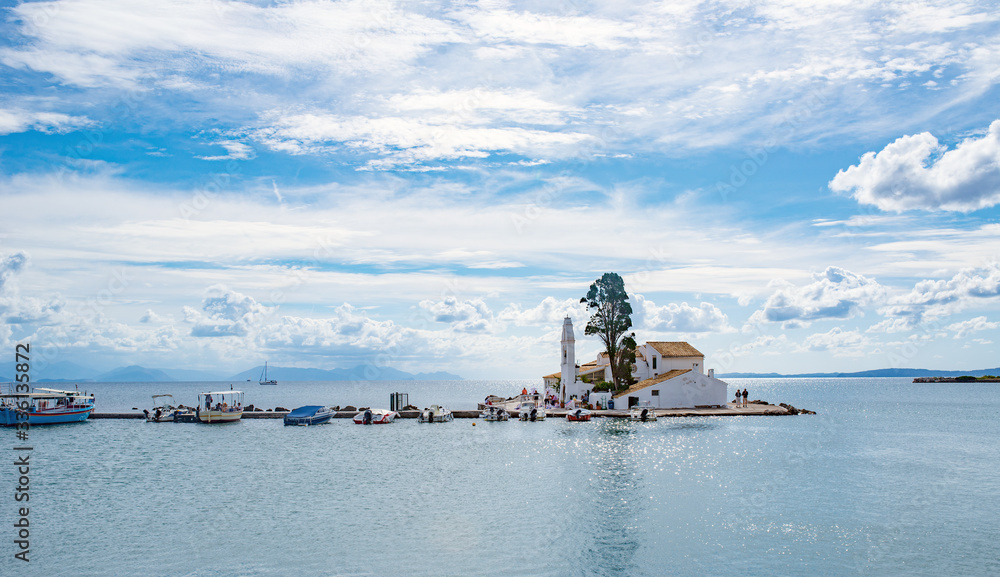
[2,377,998,576]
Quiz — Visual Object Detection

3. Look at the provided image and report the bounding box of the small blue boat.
[283,405,334,426]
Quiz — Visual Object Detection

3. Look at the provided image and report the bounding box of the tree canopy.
[580,272,636,390]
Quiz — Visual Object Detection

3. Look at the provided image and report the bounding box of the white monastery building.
[545,316,729,409]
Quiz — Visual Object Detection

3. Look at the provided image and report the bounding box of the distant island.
[913,375,1000,383]
[0,363,463,383]
[718,367,1000,378]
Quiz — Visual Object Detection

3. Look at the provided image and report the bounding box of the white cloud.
[830,120,1000,212]
[947,315,999,338]
[2,0,461,87]
[797,327,870,356]
[881,262,1000,322]
[197,141,255,161]
[418,296,499,333]
[455,7,647,50]
[0,252,28,291]
[183,285,271,337]
[719,334,790,360]
[749,266,886,327]
[30,317,183,354]
[0,108,93,135]
[633,294,735,333]
[498,297,587,327]
[0,253,63,327]
[867,318,918,334]
[3,0,996,164]
[249,108,592,168]
[139,309,172,324]
[262,303,415,353]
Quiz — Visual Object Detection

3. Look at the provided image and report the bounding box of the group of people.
[203,394,242,413]
[734,388,749,407]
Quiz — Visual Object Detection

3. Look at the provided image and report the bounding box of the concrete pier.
[91,403,811,421]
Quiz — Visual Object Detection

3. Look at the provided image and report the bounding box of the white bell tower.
[559,316,576,404]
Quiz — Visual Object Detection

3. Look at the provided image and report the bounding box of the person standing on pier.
[742,388,748,407]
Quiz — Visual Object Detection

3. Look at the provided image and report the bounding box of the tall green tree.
[580,272,636,391]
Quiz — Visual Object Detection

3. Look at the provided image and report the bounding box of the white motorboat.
[481,406,509,421]
[518,400,546,421]
[144,394,195,422]
[417,405,453,423]
[353,408,399,424]
[630,400,657,422]
[566,407,592,422]
[196,390,244,423]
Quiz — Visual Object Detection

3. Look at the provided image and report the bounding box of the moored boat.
[630,400,657,422]
[481,406,509,421]
[0,387,95,426]
[353,408,399,424]
[196,390,244,423]
[518,403,546,421]
[566,407,591,421]
[144,394,196,423]
[284,405,334,426]
[417,404,453,423]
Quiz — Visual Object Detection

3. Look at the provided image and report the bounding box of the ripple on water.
[4,378,1000,577]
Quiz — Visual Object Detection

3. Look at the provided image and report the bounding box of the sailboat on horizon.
[259,361,278,386]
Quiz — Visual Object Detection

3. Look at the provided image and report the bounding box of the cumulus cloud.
[947,316,999,338]
[34,319,183,354]
[830,120,1000,212]
[717,334,790,362]
[0,252,28,291]
[139,309,164,324]
[0,253,60,326]
[498,297,587,327]
[749,266,886,328]
[4,296,64,325]
[184,285,270,337]
[881,262,1000,322]
[867,318,918,334]
[263,303,412,351]
[418,296,498,333]
[633,294,735,333]
[797,327,870,356]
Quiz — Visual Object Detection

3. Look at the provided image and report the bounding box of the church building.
[544,316,729,409]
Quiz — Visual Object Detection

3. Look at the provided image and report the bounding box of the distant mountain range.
[0,363,462,383]
[717,367,1000,378]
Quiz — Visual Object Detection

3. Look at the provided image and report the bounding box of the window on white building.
[651,390,659,396]
[652,357,657,369]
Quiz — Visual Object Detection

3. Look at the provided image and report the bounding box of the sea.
[2,377,998,577]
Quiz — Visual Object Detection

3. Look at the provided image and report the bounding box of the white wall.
[616,372,729,409]
[632,344,705,381]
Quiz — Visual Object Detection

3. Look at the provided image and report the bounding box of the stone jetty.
[92,402,813,420]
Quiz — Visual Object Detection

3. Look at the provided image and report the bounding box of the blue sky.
[1,0,999,379]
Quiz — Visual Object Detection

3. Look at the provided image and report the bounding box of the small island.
[913,375,1000,383]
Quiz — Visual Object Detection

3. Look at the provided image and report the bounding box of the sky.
[1,0,999,379]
